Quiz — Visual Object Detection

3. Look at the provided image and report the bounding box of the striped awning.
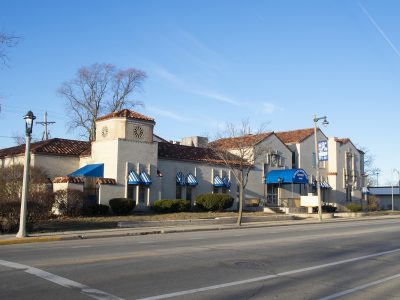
[140,171,152,185]
[321,181,331,189]
[128,170,141,184]
[187,173,198,186]
[176,172,186,186]
[222,176,231,189]
[213,175,225,187]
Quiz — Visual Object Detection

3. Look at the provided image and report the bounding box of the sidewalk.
[1,214,399,246]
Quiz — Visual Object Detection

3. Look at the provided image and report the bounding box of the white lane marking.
[137,241,154,244]
[136,248,400,300]
[319,273,400,300]
[71,246,92,249]
[0,259,124,300]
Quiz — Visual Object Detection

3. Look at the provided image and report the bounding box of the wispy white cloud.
[359,2,400,58]
[146,106,189,123]
[194,90,241,106]
[153,64,240,106]
[261,102,284,114]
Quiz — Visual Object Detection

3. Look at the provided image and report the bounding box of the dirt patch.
[33,212,269,233]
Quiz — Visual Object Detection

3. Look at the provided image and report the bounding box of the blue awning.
[176,172,186,186]
[266,169,309,184]
[68,163,104,177]
[140,172,152,185]
[128,170,141,185]
[187,173,198,186]
[213,175,225,187]
[222,176,231,189]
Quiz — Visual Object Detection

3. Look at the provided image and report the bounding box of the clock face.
[133,125,144,139]
[101,126,108,137]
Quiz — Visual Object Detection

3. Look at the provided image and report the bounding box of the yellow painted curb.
[0,236,62,246]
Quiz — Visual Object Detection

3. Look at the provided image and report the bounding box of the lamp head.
[23,110,36,135]
[322,117,329,127]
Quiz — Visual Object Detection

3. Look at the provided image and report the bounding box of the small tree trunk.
[237,172,244,226]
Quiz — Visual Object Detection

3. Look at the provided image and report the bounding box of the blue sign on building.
[318,140,328,161]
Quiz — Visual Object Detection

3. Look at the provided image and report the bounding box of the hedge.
[346,203,362,212]
[322,205,337,213]
[0,191,54,233]
[152,199,190,213]
[195,193,234,211]
[81,204,109,216]
[109,198,136,215]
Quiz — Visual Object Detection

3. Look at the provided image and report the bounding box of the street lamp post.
[313,114,329,222]
[393,169,400,211]
[16,111,36,238]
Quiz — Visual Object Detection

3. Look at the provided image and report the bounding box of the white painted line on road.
[71,245,92,249]
[0,259,124,300]
[137,241,154,244]
[136,248,400,300]
[318,273,400,300]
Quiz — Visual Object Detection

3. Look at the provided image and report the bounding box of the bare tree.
[358,146,380,186]
[209,120,269,226]
[58,63,146,141]
[0,32,19,66]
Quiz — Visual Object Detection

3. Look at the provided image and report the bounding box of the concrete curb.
[0,236,62,246]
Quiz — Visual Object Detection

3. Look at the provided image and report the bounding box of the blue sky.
[1,0,399,185]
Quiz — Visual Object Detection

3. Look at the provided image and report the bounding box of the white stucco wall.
[246,135,293,201]
[157,159,237,207]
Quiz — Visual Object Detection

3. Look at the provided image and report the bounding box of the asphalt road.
[1,218,400,299]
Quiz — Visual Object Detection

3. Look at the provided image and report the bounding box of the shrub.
[152,199,190,213]
[109,198,136,215]
[346,203,362,212]
[195,193,234,211]
[54,190,86,217]
[368,196,379,212]
[0,191,55,233]
[322,205,337,213]
[81,204,109,216]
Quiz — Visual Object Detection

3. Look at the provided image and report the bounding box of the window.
[139,186,146,204]
[186,187,192,201]
[176,184,182,199]
[292,152,296,168]
[346,185,352,202]
[127,185,136,201]
[213,186,220,194]
[312,152,316,168]
[222,187,228,194]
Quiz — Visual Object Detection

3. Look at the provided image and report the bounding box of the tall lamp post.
[393,169,400,211]
[313,114,329,221]
[16,111,36,238]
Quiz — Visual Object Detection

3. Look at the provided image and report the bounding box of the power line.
[36,111,56,140]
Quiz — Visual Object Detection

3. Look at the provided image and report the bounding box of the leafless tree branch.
[58,63,146,140]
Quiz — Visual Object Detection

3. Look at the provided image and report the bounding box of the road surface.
[1,218,400,299]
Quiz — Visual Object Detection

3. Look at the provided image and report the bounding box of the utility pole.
[36,111,55,140]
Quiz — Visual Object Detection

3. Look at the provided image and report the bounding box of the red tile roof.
[209,132,274,149]
[335,138,351,145]
[96,109,154,122]
[52,176,84,184]
[96,178,117,185]
[0,138,91,158]
[275,128,315,144]
[158,142,242,165]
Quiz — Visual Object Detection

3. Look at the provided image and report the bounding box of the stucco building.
[0,109,366,211]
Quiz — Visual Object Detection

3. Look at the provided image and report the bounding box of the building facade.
[0,109,366,211]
